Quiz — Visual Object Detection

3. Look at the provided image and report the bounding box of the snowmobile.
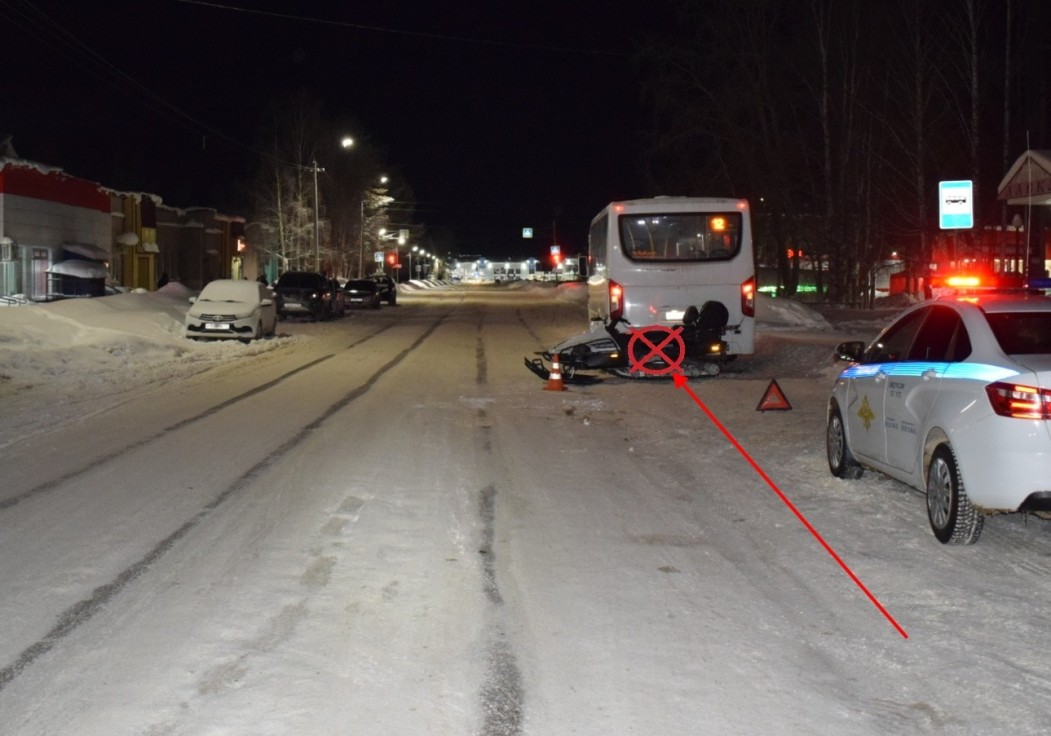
[524,300,734,383]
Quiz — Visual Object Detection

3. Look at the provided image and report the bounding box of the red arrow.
[673,374,907,639]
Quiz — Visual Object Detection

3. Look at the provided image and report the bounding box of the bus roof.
[599,197,749,217]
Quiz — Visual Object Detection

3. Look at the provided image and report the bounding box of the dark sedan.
[372,274,397,305]
[274,271,336,321]
[344,279,381,309]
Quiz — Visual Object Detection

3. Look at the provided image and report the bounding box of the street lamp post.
[311,137,353,275]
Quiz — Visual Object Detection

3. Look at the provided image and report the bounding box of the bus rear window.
[618,212,742,262]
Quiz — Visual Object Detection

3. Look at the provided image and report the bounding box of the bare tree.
[943,0,987,233]
[636,0,1041,305]
[252,93,325,274]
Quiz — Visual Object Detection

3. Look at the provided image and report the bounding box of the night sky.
[2,1,663,260]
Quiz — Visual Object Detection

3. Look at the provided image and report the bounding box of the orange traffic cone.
[544,353,567,391]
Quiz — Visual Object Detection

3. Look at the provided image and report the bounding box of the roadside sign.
[939,180,973,229]
[522,227,533,239]
[550,245,560,256]
[374,251,384,263]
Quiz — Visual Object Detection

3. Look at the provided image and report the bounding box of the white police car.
[827,291,1051,544]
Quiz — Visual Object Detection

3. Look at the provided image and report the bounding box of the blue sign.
[939,180,973,229]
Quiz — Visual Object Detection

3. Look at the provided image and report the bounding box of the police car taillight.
[985,382,1051,420]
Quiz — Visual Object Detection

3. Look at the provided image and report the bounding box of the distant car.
[344,279,381,309]
[827,290,1051,544]
[274,271,336,321]
[185,279,277,342]
[372,274,397,305]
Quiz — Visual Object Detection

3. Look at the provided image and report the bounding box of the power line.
[175,0,629,58]
[0,0,302,170]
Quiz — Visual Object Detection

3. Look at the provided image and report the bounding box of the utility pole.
[358,199,365,278]
[312,159,322,273]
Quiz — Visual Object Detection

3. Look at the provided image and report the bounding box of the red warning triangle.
[756,379,792,412]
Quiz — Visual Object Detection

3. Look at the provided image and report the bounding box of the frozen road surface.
[2,282,1051,735]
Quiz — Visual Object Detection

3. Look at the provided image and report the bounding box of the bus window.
[619,213,741,262]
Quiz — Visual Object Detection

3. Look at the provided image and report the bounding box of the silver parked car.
[185,279,278,342]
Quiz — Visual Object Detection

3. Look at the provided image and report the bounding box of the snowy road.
[2,284,1051,734]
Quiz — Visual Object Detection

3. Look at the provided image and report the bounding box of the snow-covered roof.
[998,149,1051,205]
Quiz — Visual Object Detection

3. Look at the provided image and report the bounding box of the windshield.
[277,272,324,289]
[346,280,376,291]
[618,212,742,262]
[198,280,259,302]
[985,312,1051,355]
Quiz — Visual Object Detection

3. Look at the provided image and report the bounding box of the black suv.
[372,274,397,305]
[274,271,336,321]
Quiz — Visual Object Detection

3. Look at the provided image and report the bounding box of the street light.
[313,136,354,273]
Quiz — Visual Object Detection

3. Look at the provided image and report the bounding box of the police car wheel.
[926,445,983,545]
[826,405,863,479]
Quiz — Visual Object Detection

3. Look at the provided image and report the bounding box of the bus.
[587,197,756,357]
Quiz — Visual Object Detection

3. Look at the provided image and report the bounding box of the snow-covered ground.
[3,282,1051,735]
[0,283,294,449]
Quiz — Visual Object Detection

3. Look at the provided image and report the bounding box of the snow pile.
[0,282,290,447]
[756,293,833,331]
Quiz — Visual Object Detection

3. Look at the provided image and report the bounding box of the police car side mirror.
[834,341,866,362]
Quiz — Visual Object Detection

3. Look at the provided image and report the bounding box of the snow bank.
[0,284,290,448]
[755,293,832,330]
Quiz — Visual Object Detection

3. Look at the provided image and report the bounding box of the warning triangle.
[756,379,792,412]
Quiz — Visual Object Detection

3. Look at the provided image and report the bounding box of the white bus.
[587,197,756,357]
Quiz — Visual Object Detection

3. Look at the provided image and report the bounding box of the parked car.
[185,279,277,342]
[274,271,336,321]
[826,290,1051,544]
[372,274,397,305]
[344,279,381,309]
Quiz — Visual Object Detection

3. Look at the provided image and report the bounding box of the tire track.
[0,324,399,512]
[0,315,448,692]
[474,324,524,735]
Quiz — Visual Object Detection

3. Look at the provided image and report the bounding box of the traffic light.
[387,253,396,265]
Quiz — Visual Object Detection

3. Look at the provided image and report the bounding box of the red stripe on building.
[0,164,110,212]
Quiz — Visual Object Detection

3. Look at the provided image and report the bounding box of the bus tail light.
[741,276,756,318]
[986,382,1051,419]
[609,280,624,322]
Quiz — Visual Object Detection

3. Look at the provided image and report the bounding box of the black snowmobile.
[524,300,733,383]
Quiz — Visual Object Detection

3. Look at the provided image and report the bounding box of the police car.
[826,288,1051,544]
